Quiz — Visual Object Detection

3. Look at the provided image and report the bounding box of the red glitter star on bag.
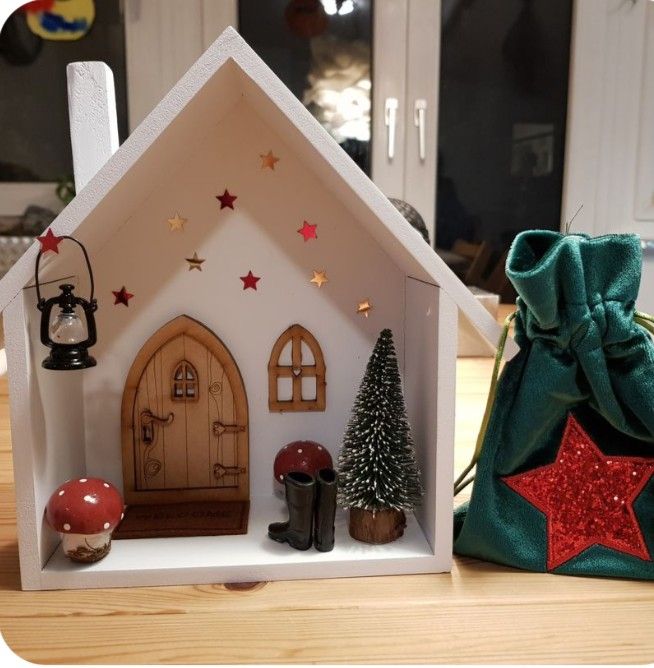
[503,414,654,570]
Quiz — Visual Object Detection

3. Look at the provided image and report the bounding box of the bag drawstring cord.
[454,311,516,496]
[454,308,654,497]
[635,311,654,337]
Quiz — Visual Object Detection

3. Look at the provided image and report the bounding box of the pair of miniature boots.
[268,469,337,552]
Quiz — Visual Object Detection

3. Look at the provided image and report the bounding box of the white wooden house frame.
[0,29,513,590]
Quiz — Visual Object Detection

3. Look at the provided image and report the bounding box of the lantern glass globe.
[49,310,87,344]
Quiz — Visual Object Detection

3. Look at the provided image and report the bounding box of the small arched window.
[172,360,199,401]
[268,324,326,412]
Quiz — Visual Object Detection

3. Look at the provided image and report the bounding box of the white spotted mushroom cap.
[45,478,124,535]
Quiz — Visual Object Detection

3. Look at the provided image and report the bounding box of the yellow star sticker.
[167,212,187,231]
[185,252,205,271]
[260,150,280,170]
[357,299,372,317]
[310,269,328,287]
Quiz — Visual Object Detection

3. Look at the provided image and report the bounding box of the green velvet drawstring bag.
[454,230,654,579]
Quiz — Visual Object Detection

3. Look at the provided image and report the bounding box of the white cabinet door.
[563,0,654,308]
[124,0,237,130]
[371,0,409,200]
[402,0,440,244]
[372,0,441,243]
[563,0,651,237]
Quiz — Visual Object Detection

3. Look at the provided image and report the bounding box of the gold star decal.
[260,150,280,170]
[310,269,328,287]
[357,299,372,317]
[186,252,205,271]
[167,212,187,231]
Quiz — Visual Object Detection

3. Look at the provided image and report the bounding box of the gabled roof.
[0,27,515,354]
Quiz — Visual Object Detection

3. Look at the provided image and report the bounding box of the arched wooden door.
[121,315,248,505]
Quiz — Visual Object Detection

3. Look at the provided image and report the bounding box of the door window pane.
[239,0,372,174]
[437,0,572,300]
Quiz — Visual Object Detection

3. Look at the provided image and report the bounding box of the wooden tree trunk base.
[348,507,407,544]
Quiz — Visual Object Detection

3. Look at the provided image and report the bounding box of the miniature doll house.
[0,28,511,590]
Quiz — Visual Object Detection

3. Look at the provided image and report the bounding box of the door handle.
[414,99,427,162]
[384,97,399,160]
[213,421,246,437]
[140,410,174,444]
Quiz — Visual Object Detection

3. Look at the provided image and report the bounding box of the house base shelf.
[38,494,447,590]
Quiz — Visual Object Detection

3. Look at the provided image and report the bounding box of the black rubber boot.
[314,468,337,552]
[268,471,315,550]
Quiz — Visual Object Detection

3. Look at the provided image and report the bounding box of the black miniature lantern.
[35,237,98,370]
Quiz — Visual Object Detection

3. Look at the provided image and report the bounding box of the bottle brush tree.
[338,328,423,543]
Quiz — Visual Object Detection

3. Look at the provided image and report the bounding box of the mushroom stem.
[62,531,112,563]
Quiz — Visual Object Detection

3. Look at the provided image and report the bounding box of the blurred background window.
[436,0,573,300]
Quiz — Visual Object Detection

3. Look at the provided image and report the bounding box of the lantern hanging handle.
[35,236,95,307]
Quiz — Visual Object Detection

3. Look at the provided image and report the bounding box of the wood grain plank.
[183,336,212,489]
[2,597,652,664]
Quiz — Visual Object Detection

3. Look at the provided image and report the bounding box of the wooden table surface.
[1,307,653,664]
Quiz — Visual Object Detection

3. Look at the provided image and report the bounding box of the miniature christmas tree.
[338,328,423,543]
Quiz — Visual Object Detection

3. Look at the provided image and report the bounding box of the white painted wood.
[0,183,63,216]
[403,0,440,242]
[3,295,41,590]
[432,287,456,568]
[404,278,455,555]
[67,62,120,192]
[0,27,515,590]
[371,0,409,200]
[39,497,442,590]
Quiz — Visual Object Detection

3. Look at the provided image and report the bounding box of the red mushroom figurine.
[45,478,124,563]
[273,440,333,497]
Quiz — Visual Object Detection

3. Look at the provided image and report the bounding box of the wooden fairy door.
[121,315,248,505]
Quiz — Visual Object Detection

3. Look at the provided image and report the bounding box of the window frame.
[268,324,326,412]
[171,360,200,402]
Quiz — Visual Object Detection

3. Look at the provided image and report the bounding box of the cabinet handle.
[414,99,427,162]
[384,97,399,160]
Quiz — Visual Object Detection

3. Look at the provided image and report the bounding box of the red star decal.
[503,414,654,570]
[216,189,237,210]
[37,229,63,254]
[112,286,134,307]
[240,270,260,290]
[297,220,317,242]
